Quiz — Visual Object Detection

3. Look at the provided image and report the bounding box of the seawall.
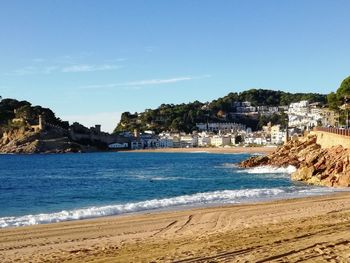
[310,129,350,149]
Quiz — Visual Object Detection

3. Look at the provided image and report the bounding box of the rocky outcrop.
[0,127,87,154]
[240,135,350,187]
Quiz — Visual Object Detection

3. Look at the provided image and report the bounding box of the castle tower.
[38,115,45,130]
[95,124,101,133]
[134,129,139,138]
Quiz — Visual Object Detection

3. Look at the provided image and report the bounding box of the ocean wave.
[239,165,297,174]
[0,188,285,228]
[220,163,239,168]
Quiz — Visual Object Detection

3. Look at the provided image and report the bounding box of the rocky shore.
[0,127,90,154]
[240,135,350,187]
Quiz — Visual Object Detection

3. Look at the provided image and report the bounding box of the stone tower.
[38,115,45,130]
[134,129,139,138]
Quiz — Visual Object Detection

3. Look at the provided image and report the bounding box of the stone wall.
[310,130,350,149]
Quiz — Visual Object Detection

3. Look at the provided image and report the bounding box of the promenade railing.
[313,127,350,137]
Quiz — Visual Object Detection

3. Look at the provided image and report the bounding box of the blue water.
[0,152,343,227]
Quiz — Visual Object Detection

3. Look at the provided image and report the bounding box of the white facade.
[288,100,322,130]
[270,125,286,144]
[108,142,128,149]
[131,141,143,150]
[180,135,198,147]
[159,138,174,148]
[210,135,231,147]
[244,136,267,145]
[288,100,309,115]
[198,136,211,147]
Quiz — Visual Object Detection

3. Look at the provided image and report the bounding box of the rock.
[337,174,350,187]
[291,165,315,181]
[0,127,88,154]
[240,155,269,168]
[239,135,350,187]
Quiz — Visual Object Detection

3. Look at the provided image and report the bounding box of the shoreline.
[2,192,350,262]
[128,146,277,154]
[0,146,277,155]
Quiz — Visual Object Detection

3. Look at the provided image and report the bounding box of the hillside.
[114,89,327,133]
[0,98,69,132]
[0,98,112,153]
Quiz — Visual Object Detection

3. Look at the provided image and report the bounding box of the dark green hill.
[114,89,327,133]
[0,98,69,132]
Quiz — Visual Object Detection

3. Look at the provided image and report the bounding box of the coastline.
[128,146,277,154]
[2,192,350,262]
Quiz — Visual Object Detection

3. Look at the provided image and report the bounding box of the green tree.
[336,76,350,99]
[327,92,339,110]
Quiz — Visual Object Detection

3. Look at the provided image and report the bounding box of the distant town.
[109,99,339,150]
[0,83,346,153]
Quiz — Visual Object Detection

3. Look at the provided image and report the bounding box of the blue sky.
[0,0,349,132]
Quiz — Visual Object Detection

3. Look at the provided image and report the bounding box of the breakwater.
[311,127,350,149]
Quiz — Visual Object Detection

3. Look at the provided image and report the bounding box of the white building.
[180,135,198,147]
[210,135,231,147]
[198,136,211,147]
[159,138,174,148]
[131,141,143,150]
[244,136,267,145]
[108,142,129,149]
[270,125,286,144]
[288,100,322,130]
[288,100,309,115]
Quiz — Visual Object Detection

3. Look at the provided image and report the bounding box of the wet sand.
[130,146,277,154]
[2,192,350,262]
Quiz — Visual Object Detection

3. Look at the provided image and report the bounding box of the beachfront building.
[108,142,128,149]
[159,138,174,148]
[198,133,211,147]
[180,135,198,148]
[270,125,286,144]
[244,136,267,145]
[210,135,231,147]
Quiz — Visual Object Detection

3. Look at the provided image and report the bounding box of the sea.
[0,152,346,228]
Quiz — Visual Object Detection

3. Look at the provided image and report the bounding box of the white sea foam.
[2,186,345,228]
[221,163,239,168]
[239,165,297,174]
[0,188,285,228]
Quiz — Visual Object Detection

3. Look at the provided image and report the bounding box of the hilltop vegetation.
[327,76,350,110]
[114,89,327,133]
[0,98,68,132]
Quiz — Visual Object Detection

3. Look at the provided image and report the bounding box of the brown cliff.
[240,135,350,187]
[0,128,84,154]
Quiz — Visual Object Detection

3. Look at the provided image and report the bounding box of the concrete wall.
[310,131,350,149]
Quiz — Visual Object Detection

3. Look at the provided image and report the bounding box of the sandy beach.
[130,146,277,155]
[1,192,350,262]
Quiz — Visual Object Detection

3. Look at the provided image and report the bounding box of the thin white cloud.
[124,76,195,86]
[5,64,122,76]
[80,75,211,90]
[62,64,122,73]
